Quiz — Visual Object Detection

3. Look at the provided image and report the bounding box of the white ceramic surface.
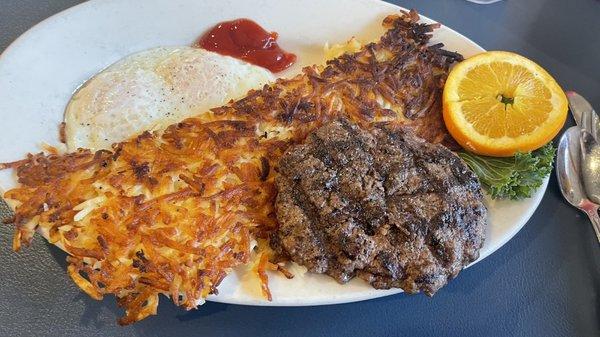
[0,0,547,306]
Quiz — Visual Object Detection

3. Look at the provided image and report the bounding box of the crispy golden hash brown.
[1,10,462,324]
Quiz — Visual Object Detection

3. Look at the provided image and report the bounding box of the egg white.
[64,47,274,151]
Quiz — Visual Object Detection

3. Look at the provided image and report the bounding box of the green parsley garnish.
[458,144,555,200]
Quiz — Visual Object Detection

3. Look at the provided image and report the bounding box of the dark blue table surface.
[1,0,599,336]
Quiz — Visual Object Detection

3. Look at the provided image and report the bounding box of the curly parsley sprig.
[458,144,555,200]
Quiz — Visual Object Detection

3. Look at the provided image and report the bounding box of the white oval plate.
[0,0,547,306]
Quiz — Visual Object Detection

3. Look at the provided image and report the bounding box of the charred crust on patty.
[273,119,486,295]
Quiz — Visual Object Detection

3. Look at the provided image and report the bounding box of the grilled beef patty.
[272,119,486,295]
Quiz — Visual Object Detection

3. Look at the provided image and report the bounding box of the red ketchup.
[195,18,296,73]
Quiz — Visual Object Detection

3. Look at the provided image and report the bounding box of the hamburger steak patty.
[273,119,487,295]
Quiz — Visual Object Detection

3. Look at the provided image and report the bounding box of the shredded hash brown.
[1,10,462,324]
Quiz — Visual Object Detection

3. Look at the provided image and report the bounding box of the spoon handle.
[583,207,600,243]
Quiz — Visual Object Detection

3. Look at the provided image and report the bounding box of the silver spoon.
[579,109,600,205]
[556,126,600,243]
[566,92,600,205]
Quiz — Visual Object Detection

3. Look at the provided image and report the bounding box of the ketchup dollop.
[195,19,296,73]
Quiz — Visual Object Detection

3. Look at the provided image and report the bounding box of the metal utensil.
[567,92,600,204]
[557,126,600,243]
[567,91,590,125]
[579,108,600,204]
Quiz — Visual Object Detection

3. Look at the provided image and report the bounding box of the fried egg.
[64,47,274,151]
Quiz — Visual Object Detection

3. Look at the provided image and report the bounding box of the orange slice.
[443,51,567,157]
